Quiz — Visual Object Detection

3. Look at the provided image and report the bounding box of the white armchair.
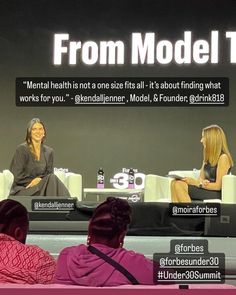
[0,170,83,201]
[0,170,14,201]
[144,174,172,202]
[144,170,236,203]
[54,170,83,200]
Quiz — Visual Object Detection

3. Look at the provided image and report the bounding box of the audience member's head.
[88,197,131,248]
[0,199,29,244]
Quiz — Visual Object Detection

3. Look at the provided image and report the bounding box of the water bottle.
[128,168,135,189]
[97,167,105,189]
[193,168,199,180]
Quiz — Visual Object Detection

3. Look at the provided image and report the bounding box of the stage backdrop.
[0,0,235,187]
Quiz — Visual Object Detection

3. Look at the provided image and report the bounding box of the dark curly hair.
[0,199,29,240]
[88,197,131,239]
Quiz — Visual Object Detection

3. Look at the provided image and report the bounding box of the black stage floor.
[7,195,233,237]
[28,201,215,236]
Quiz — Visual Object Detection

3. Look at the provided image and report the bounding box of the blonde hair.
[203,124,233,167]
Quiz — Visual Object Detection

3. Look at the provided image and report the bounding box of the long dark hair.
[25,118,46,159]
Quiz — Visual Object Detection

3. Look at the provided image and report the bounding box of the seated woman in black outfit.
[171,124,233,202]
[9,118,70,197]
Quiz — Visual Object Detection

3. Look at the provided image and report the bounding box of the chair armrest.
[144,174,172,202]
[222,175,236,203]
[3,170,14,198]
[54,171,66,184]
[66,173,83,201]
[0,172,5,200]
[168,170,200,179]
